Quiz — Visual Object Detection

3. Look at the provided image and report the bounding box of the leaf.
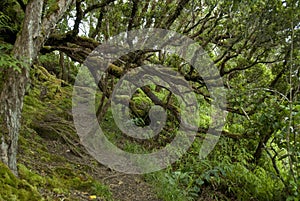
[89,195,97,200]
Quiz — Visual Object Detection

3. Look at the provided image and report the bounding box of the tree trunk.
[253,129,273,164]
[59,51,65,80]
[0,0,44,176]
[0,0,74,176]
[65,57,70,83]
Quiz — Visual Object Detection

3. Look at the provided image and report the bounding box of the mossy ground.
[0,65,159,201]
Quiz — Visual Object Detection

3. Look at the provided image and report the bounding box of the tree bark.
[59,51,65,80]
[253,129,274,164]
[0,0,74,176]
[0,0,44,176]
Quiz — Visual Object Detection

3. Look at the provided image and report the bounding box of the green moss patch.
[0,163,42,201]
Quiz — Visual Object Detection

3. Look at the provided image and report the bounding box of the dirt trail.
[21,135,161,201]
[63,143,161,201]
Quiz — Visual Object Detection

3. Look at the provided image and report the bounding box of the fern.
[0,43,28,73]
[0,11,13,31]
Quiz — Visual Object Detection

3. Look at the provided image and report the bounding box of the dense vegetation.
[0,0,299,200]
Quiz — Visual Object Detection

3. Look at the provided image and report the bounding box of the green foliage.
[146,171,190,201]
[145,136,288,201]
[0,0,298,200]
[0,43,28,73]
[44,0,60,18]
[225,164,284,201]
[0,0,23,43]
[0,54,26,73]
[0,11,15,32]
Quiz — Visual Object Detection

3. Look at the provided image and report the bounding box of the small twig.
[241,107,250,121]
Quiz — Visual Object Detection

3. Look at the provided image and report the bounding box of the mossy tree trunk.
[0,0,44,176]
[0,0,74,176]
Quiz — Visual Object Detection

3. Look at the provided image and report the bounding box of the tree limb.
[83,0,115,15]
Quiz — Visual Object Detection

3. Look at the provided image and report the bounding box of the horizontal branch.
[84,0,115,14]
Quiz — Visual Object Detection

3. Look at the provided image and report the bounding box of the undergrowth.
[145,137,286,201]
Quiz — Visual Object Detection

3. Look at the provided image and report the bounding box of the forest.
[0,0,299,200]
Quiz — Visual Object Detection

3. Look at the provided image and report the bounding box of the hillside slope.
[0,65,160,201]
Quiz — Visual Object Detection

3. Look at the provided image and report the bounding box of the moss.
[18,162,113,200]
[70,176,113,200]
[108,63,123,77]
[45,0,60,18]
[23,90,47,122]
[131,96,153,118]
[76,36,99,47]
[16,64,114,200]
[23,162,113,199]
[90,181,113,199]
[18,164,46,187]
[0,163,18,187]
[0,163,42,201]
[54,167,76,178]
[22,65,74,142]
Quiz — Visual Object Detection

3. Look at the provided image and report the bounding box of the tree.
[0,0,299,197]
[44,0,298,195]
[0,0,74,176]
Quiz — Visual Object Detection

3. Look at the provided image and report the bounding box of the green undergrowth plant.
[0,42,28,73]
[145,137,287,201]
[225,163,285,201]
